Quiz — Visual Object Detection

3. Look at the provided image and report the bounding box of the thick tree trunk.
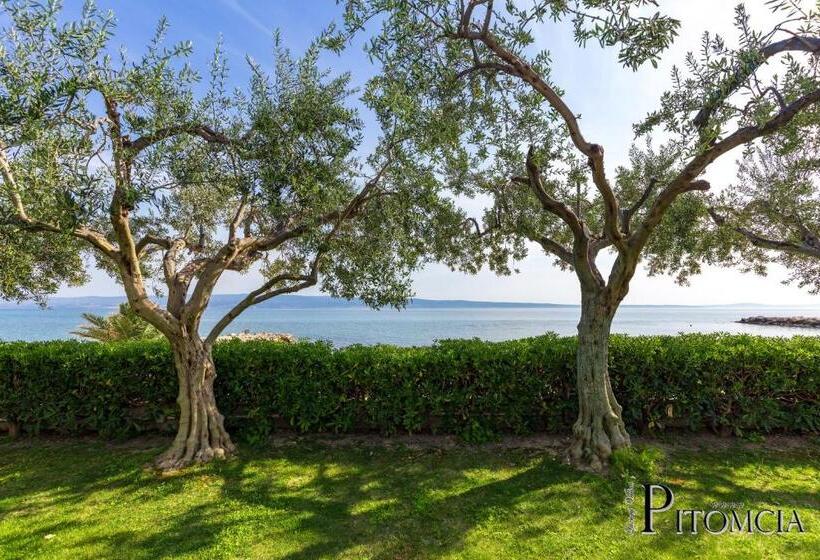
[154,336,235,470]
[568,291,631,470]
[7,421,20,439]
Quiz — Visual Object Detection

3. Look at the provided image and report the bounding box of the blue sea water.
[1,296,818,346]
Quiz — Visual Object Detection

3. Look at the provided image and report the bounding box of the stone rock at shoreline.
[738,316,820,328]
[217,331,297,343]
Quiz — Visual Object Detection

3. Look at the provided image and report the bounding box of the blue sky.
[51,1,819,305]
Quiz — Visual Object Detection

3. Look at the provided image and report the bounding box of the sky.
[46,0,820,305]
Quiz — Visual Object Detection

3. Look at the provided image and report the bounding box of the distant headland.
[2,294,816,310]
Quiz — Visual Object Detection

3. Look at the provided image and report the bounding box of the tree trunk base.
[154,440,235,471]
[154,410,235,471]
[7,421,20,440]
[568,411,631,472]
[155,339,237,471]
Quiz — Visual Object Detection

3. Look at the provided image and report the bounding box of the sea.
[1,295,819,346]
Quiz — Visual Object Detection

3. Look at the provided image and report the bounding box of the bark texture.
[154,337,235,470]
[568,293,631,470]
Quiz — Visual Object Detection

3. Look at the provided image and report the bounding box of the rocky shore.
[217,331,297,343]
[738,316,820,329]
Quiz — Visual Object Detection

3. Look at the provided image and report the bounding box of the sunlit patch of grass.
[0,437,816,559]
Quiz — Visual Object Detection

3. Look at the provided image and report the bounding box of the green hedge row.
[1,334,818,442]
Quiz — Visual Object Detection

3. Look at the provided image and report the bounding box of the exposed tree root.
[568,408,631,472]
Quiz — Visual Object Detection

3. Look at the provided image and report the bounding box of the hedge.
[0,334,818,442]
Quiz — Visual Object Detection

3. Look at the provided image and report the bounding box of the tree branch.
[463,216,497,237]
[590,236,614,256]
[228,195,249,244]
[459,0,489,35]
[531,234,573,263]
[204,254,322,346]
[620,178,657,234]
[125,124,234,155]
[103,95,178,335]
[455,61,516,80]
[162,239,189,316]
[135,234,172,255]
[481,0,494,35]
[522,146,586,239]
[693,35,820,130]
[586,144,625,251]
[709,207,820,258]
[632,86,820,252]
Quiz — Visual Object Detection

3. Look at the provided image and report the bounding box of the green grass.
[0,437,817,559]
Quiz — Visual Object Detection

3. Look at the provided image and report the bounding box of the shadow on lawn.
[0,437,816,559]
[214,450,613,559]
[0,439,611,558]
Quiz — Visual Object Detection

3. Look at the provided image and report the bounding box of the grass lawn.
[0,435,817,559]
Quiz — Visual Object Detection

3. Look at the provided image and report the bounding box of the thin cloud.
[219,0,274,38]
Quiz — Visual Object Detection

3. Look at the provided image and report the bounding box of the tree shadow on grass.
[608,446,819,560]
[1,439,615,558]
[0,438,183,512]
[0,438,817,559]
[211,448,616,559]
[662,447,820,510]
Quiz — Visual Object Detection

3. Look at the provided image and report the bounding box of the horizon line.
[5,293,819,308]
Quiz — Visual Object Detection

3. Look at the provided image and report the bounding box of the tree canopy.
[334,0,820,290]
[0,0,474,341]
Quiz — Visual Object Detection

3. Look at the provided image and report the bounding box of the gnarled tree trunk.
[154,336,235,470]
[568,290,631,470]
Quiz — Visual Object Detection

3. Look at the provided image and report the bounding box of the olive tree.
[0,1,470,469]
[339,0,820,469]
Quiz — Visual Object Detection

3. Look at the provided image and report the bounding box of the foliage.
[1,334,817,441]
[335,0,820,292]
[0,229,87,307]
[71,303,162,342]
[636,2,820,147]
[631,1,820,293]
[706,121,820,293]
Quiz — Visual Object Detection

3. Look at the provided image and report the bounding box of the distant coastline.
[2,294,818,310]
